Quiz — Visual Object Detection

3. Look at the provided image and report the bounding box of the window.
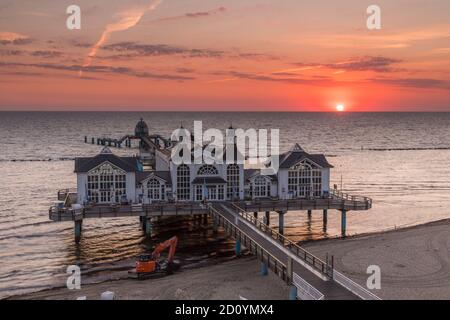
[147,178,163,200]
[227,164,240,200]
[87,163,126,203]
[197,165,218,175]
[253,176,270,198]
[288,161,322,198]
[177,165,191,200]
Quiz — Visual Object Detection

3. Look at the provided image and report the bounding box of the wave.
[367,147,450,151]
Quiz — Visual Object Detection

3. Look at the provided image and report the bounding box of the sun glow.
[336,104,345,112]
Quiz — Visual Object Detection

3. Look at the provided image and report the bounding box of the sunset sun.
[336,104,345,112]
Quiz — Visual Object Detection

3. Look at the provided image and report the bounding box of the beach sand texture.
[304,219,450,300]
[11,256,289,300]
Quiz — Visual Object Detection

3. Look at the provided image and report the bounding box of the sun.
[336,104,345,112]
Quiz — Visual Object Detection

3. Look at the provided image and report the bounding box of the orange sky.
[0,0,449,111]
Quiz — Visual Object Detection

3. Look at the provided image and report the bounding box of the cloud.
[31,50,63,58]
[82,0,163,73]
[0,32,33,45]
[370,77,450,90]
[295,56,402,73]
[148,6,226,23]
[0,61,194,81]
[102,42,225,58]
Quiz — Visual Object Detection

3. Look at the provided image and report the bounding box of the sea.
[0,112,449,298]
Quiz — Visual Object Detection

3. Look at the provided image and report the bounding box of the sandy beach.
[10,256,289,300]
[304,218,450,300]
[9,218,450,300]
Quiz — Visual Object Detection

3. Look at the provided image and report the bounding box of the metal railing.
[333,270,381,300]
[330,189,372,209]
[293,272,324,300]
[209,205,288,282]
[229,203,333,278]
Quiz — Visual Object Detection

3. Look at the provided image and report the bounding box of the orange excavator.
[131,236,180,279]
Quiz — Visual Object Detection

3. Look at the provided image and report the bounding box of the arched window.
[253,176,270,198]
[227,164,240,200]
[87,163,126,203]
[147,178,164,200]
[177,165,190,200]
[197,165,218,175]
[288,161,321,198]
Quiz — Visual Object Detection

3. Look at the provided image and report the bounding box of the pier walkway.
[209,202,376,300]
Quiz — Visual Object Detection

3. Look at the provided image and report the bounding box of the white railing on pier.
[333,270,381,300]
[330,189,372,208]
[293,272,324,300]
[229,202,333,278]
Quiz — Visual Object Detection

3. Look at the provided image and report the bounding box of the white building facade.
[74,125,332,205]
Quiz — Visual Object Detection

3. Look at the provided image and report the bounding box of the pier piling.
[289,286,298,300]
[264,211,270,226]
[260,262,268,276]
[278,211,285,235]
[253,212,258,219]
[307,209,312,219]
[341,210,347,237]
[323,209,328,229]
[145,218,152,237]
[235,240,241,257]
[74,220,82,244]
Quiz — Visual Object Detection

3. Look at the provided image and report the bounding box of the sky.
[0,0,449,111]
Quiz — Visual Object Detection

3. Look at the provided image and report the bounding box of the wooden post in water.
[307,209,312,219]
[145,218,152,237]
[253,212,258,219]
[278,211,285,235]
[323,209,328,230]
[264,211,270,226]
[74,220,82,244]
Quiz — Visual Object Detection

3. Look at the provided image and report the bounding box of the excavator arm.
[151,236,178,263]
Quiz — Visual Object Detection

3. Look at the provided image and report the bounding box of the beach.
[9,256,289,300]
[9,218,450,300]
[304,218,450,300]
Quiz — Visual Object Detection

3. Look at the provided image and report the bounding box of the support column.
[323,209,328,229]
[264,211,270,226]
[289,286,298,300]
[212,216,218,233]
[74,220,82,244]
[253,212,258,219]
[307,210,312,219]
[202,214,208,225]
[145,218,152,237]
[286,256,293,284]
[278,211,285,235]
[341,210,347,237]
[260,262,268,276]
[235,240,241,257]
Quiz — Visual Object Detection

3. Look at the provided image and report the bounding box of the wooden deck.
[49,190,371,222]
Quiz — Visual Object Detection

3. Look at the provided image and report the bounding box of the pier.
[49,190,377,299]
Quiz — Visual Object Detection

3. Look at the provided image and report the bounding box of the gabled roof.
[74,149,139,173]
[277,144,333,169]
[244,169,277,182]
[137,171,172,185]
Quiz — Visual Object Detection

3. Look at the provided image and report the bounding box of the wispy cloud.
[0,61,194,81]
[102,42,224,59]
[0,32,33,45]
[147,6,226,23]
[370,77,450,90]
[294,56,402,73]
[81,0,163,74]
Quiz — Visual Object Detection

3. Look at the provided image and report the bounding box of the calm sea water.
[0,112,449,298]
